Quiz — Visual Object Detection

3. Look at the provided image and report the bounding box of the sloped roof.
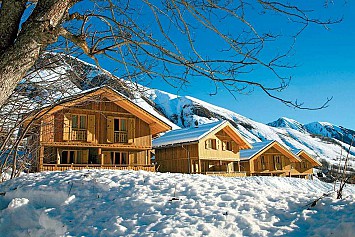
[25,85,172,135]
[240,140,274,161]
[153,120,252,149]
[240,140,301,162]
[292,149,322,166]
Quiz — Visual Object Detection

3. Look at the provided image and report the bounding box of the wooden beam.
[40,141,151,150]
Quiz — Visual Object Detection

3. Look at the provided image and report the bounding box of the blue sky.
[73,1,354,130]
[142,2,355,129]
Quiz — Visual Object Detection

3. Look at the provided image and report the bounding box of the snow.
[153,121,226,147]
[0,170,354,237]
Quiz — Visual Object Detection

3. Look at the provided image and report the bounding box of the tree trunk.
[0,0,75,107]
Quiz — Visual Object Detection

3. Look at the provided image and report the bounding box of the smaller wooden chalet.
[290,149,322,179]
[24,86,172,172]
[152,120,252,176]
[239,140,301,177]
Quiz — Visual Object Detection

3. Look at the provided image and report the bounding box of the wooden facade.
[153,121,252,177]
[239,141,321,178]
[26,86,171,172]
[239,141,302,177]
[290,150,322,179]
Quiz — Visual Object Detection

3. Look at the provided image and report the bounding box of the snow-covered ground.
[0,170,354,237]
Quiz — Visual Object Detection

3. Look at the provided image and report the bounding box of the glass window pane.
[72,115,78,128]
[120,119,127,131]
[122,153,127,164]
[77,151,82,164]
[114,119,119,131]
[80,116,86,129]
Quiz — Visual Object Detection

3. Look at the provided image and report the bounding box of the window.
[260,156,266,169]
[72,115,87,129]
[273,155,282,170]
[71,114,87,141]
[113,118,128,143]
[205,139,217,149]
[111,152,128,165]
[303,162,308,168]
[114,118,127,132]
[61,150,88,164]
[222,140,233,151]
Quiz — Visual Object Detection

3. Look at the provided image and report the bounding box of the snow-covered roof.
[153,120,252,149]
[240,140,301,162]
[291,149,302,156]
[291,149,322,166]
[240,140,274,161]
[153,121,226,147]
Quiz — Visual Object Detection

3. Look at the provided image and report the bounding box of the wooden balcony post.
[56,148,60,164]
[39,146,44,172]
[98,148,104,166]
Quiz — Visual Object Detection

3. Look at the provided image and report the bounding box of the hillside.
[0,170,354,237]
[7,53,355,168]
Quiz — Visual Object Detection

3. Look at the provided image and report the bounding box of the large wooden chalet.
[152,120,252,177]
[239,140,321,178]
[25,86,172,172]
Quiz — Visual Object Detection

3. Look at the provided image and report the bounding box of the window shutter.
[222,141,226,151]
[103,151,111,164]
[232,141,238,153]
[82,150,89,164]
[107,116,114,143]
[63,113,71,141]
[87,115,96,142]
[128,118,135,143]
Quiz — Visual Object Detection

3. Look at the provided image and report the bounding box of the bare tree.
[0,0,341,109]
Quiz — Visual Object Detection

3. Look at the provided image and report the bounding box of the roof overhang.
[297,150,322,166]
[23,86,171,135]
[246,141,301,162]
[219,123,253,150]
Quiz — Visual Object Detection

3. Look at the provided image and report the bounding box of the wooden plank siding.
[239,146,299,177]
[40,100,152,148]
[155,144,199,173]
[154,124,247,176]
[34,96,158,172]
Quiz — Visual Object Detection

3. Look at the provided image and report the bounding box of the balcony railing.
[71,129,87,141]
[40,164,155,172]
[114,131,128,143]
[205,171,247,177]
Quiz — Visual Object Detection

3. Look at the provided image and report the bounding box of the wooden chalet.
[152,120,252,177]
[25,86,172,172]
[239,140,302,177]
[290,149,322,179]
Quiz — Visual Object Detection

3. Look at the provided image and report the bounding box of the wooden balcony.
[114,131,128,143]
[40,164,155,172]
[71,129,87,141]
[205,171,247,177]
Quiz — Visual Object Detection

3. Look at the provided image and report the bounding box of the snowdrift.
[0,170,354,237]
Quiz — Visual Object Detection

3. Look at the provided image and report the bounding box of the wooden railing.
[205,171,247,177]
[40,164,155,172]
[71,129,87,141]
[114,131,128,143]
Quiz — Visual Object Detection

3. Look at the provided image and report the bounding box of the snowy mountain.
[9,53,355,168]
[0,169,354,236]
[267,117,306,132]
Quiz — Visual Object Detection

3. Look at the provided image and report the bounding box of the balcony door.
[107,117,135,143]
[111,152,128,165]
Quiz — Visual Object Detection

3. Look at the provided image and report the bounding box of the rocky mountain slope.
[8,53,355,168]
